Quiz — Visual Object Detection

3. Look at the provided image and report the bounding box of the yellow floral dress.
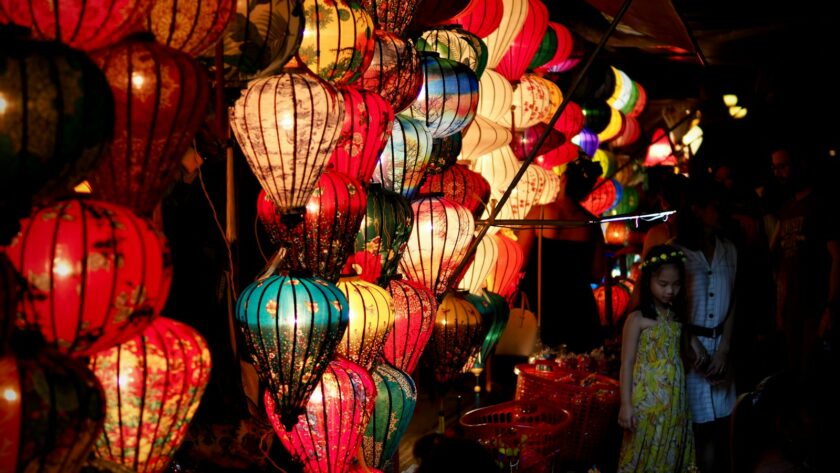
[618,313,696,472]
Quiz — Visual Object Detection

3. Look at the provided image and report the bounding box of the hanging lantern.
[628,82,647,117]
[571,127,599,158]
[496,0,548,83]
[476,68,513,122]
[459,114,513,162]
[456,233,498,295]
[381,278,437,373]
[146,0,236,56]
[267,356,377,473]
[362,362,417,470]
[485,231,524,301]
[527,21,557,70]
[426,133,463,176]
[511,123,566,162]
[409,0,472,28]
[90,317,211,473]
[535,142,578,172]
[644,128,675,167]
[618,80,640,116]
[581,100,611,135]
[607,67,634,111]
[237,273,349,431]
[417,28,488,79]
[535,22,573,74]
[592,149,615,177]
[1,253,19,353]
[535,76,564,123]
[610,180,624,213]
[399,195,475,298]
[230,69,344,218]
[607,186,639,215]
[594,282,631,326]
[472,144,542,221]
[443,0,503,39]
[464,290,509,369]
[420,163,491,219]
[6,198,168,357]
[611,115,641,148]
[357,31,423,114]
[498,73,552,130]
[614,155,643,187]
[536,167,561,204]
[598,108,625,142]
[604,221,630,246]
[482,0,528,70]
[335,276,395,370]
[580,178,617,216]
[90,37,209,217]
[328,86,395,184]
[359,0,420,37]
[423,291,484,384]
[546,99,584,141]
[371,115,433,200]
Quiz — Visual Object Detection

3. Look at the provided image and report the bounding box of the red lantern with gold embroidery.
[382,278,437,373]
[420,163,491,219]
[496,0,548,83]
[146,0,236,56]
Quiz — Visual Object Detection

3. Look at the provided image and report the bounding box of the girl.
[618,245,696,472]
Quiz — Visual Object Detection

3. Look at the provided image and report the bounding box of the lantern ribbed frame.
[335,276,395,370]
[409,0,472,27]
[535,22,573,74]
[527,20,557,70]
[357,31,423,114]
[511,123,566,162]
[423,291,484,383]
[476,69,513,122]
[482,0,528,69]
[426,133,463,176]
[547,99,585,140]
[362,362,417,469]
[417,28,487,78]
[537,76,564,123]
[485,231,524,300]
[628,81,647,117]
[464,290,509,369]
[381,278,437,373]
[90,317,211,473]
[572,128,600,158]
[146,0,236,56]
[496,0,548,83]
[536,167,561,205]
[371,115,433,200]
[580,178,618,216]
[594,282,631,326]
[459,115,512,162]
[420,163,491,219]
[611,115,641,148]
[456,233,499,294]
[298,0,375,84]
[359,0,420,37]
[498,73,552,130]
[598,108,625,142]
[443,0,503,39]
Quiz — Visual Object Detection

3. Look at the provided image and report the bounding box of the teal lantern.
[465,290,509,370]
[362,362,417,470]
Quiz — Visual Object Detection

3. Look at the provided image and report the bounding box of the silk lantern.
[536,166,561,204]
[628,82,647,117]
[534,22,573,74]
[511,123,565,161]
[607,67,634,111]
[572,127,599,158]
[426,133,463,176]
[547,99,585,141]
[486,231,524,300]
[580,178,617,216]
[594,282,631,326]
[145,0,236,56]
[443,0,503,39]
[535,142,578,172]
[359,0,420,36]
[598,108,625,142]
[335,276,395,370]
[90,37,209,217]
[527,20,557,70]
[267,356,376,473]
[496,0,548,83]
[459,114,513,162]
[476,69,513,123]
[464,290,509,369]
[420,163,491,218]
[409,0,472,27]
[423,291,484,384]
[298,0,375,84]
[456,233,498,295]
[358,31,422,114]
[371,115,433,200]
[611,115,641,148]
[618,79,640,115]
[417,28,488,79]
[482,0,528,70]
[230,69,344,218]
[604,221,630,246]
[362,362,417,470]
[498,73,552,130]
[382,278,437,373]
[536,76,564,123]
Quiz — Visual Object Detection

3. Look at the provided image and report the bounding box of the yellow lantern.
[476,68,513,122]
[336,276,395,370]
[597,108,625,142]
[535,75,563,123]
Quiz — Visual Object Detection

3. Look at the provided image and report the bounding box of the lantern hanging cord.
[197,161,237,305]
[481,210,677,230]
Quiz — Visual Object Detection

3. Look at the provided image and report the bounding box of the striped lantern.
[485,231,524,301]
[580,178,618,216]
[456,232,499,295]
[145,0,236,56]
[607,67,634,111]
[546,99,585,140]
[459,115,513,163]
[357,31,423,114]
[473,144,544,220]
[443,0,503,38]
[629,82,647,117]
[423,291,485,384]
[618,80,640,115]
[498,73,552,130]
[417,28,488,78]
[381,278,437,373]
[536,166,561,204]
[572,128,600,158]
[371,115,433,200]
[464,290,509,369]
[527,19,557,70]
[420,163,491,219]
[362,362,417,470]
[495,0,548,83]
[598,108,626,142]
[359,0,420,37]
[427,133,463,176]
[611,115,641,148]
[534,22,574,74]
[476,69,513,122]
[335,276,395,370]
[481,0,528,69]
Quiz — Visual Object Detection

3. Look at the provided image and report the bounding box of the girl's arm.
[619,311,642,431]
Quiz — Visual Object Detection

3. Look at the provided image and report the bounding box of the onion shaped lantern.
[456,233,498,295]
[328,86,395,184]
[298,0,375,84]
[464,290,509,369]
[476,69,513,123]
[536,167,561,205]
[527,21,557,70]
[146,0,236,56]
[459,115,512,162]
[359,0,421,37]
[371,115,433,200]
[335,276,395,370]
[423,291,484,384]
[611,115,641,147]
[536,142,579,172]
[534,22,573,74]
[90,37,209,217]
[417,28,488,79]
[358,31,423,114]
[547,100,585,141]
[511,123,566,162]
[485,231,524,301]
[598,108,625,143]
[420,163,491,219]
[230,69,344,218]
[426,133,463,176]
[237,273,349,431]
[496,0,548,83]
[5,198,169,357]
[571,128,599,158]
[594,282,631,326]
[267,356,377,473]
[382,278,437,373]
[443,0,503,38]
[498,73,552,130]
[482,0,528,70]
[362,362,417,470]
[580,178,617,216]
[90,317,211,473]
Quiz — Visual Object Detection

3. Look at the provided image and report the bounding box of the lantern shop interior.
[2,0,839,473]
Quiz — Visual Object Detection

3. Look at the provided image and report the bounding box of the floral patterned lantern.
[464,290,509,369]
[482,0,528,70]
[456,233,498,295]
[580,178,617,216]
[498,73,552,130]
[90,37,209,217]
[362,362,417,470]
[426,133,463,176]
[357,31,423,114]
[535,76,564,122]
[267,356,376,473]
[534,22,573,74]
[420,163,491,219]
[443,0,503,39]
[335,276,395,370]
[485,231,524,301]
[459,115,512,162]
[546,99,584,140]
[145,0,236,56]
[496,0,548,83]
[230,69,344,218]
[511,123,566,162]
[371,115,433,200]
[90,317,211,473]
[476,69,513,122]
[382,278,437,373]
[423,291,484,384]
[594,282,631,326]
[571,127,599,158]
[359,0,419,37]
[5,198,169,357]
[417,28,488,79]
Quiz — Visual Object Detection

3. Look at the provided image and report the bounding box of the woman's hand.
[705,348,728,384]
[618,404,636,431]
[689,336,707,370]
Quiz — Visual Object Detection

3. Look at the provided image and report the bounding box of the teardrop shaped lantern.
[511,123,566,161]
[464,290,509,369]
[498,73,551,130]
[594,282,631,327]
[426,133,463,176]
[237,273,348,430]
[358,31,423,114]
[267,356,377,473]
[146,0,236,56]
[571,128,600,158]
[486,231,524,301]
[90,317,211,473]
[359,0,421,37]
[399,195,475,298]
[423,291,484,384]
[482,0,528,70]
[230,70,345,217]
[443,0,503,39]
[417,28,488,78]
[362,362,417,470]
[420,163,491,219]
[496,0,548,83]
[456,233,499,295]
[298,0,375,84]
[476,68,513,122]
[371,115,433,200]
[335,276,395,370]
[459,115,513,162]
[328,86,395,184]
[90,37,209,217]
[381,278,437,373]
[547,99,585,140]
[580,178,617,216]
[6,198,169,357]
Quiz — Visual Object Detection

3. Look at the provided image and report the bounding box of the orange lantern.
[298,0,375,84]
[485,231,525,300]
[145,0,236,56]
[604,221,630,246]
[594,282,631,326]
[335,276,395,370]
[580,178,618,216]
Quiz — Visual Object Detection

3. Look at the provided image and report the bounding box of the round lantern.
[571,128,599,158]
[511,123,566,162]
[496,0,548,83]
[464,290,509,369]
[607,186,639,215]
[327,86,395,184]
[485,231,524,301]
[618,80,640,116]
[362,362,417,470]
[459,114,513,162]
[6,198,168,357]
[417,28,488,78]
[426,133,463,176]
[536,166,561,204]
[382,278,437,374]
[594,282,631,326]
[237,273,349,431]
[581,100,611,135]
[420,163,491,218]
[628,82,647,117]
[476,68,513,123]
[604,221,630,246]
[598,108,625,142]
[90,317,211,473]
[335,276,395,370]
[607,67,634,111]
[146,0,236,56]
[90,37,209,217]
[357,31,423,114]
[535,22,574,74]
[611,115,641,148]
[536,76,564,123]
[399,195,475,298]
[1,0,153,51]
[482,0,529,70]
[409,0,472,27]
[443,0,503,39]
[536,142,578,172]
[423,291,485,384]
[267,356,377,473]
[580,178,618,216]
[547,99,584,140]
[230,69,344,218]
[359,0,420,37]
[456,233,499,295]
[371,115,433,200]
[498,73,552,130]
[527,21,557,70]
[298,0,375,85]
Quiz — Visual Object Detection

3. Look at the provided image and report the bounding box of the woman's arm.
[619,311,642,430]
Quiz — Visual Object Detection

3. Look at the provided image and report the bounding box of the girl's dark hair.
[565,158,603,202]
[637,244,686,320]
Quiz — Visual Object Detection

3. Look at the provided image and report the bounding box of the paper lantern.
[358,31,423,114]
[371,115,433,200]
[498,73,551,130]
[359,0,420,36]
[1,0,153,51]
[535,22,573,74]
[535,142,578,172]
[6,198,168,357]
[628,82,647,117]
[443,0,503,39]
[381,278,437,373]
[362,362,417,470]
[536,166,561,204]
[417,28,488,78]
[426,133,463,176]
[237,273,349,430]
[230,69,344,217]
[146,0,236,56]
[611,115,641,148]
[547,99,584,140]
[527,21,557,70]
[0,341,106,473]
[423,291,484,384]
[298,0,375,85]
[459,114,513,162]
[336,276,395,370]
[594,282,631,326]
[571,128,599,158]
[267,356,376,473]
[535,76,564,123]
[476,68,513,122]
[90,37,209,217]
[511,123,565,161]
[580,178,617,216]
[420,163,491,219]
[456,233,498,295]
[90,317,211,473]
[604,221,630,246]
[464,290,509,369]
[496,0,548,83]
[328,86,395,184]
[482,0,528,70]
[399,195,475,298]
[409,0,472,27]
[485,231,524,300]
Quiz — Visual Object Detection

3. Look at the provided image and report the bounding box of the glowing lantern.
[267,356,376,473]
[536,142,578,171]
[607,67,634,111]
[581,100,611,134]
[498,73,552,130]
[535,22,573,74]
[359,0,421,36]
[604,221,630,246]
[485,231,524,300]
[645,128,674,167]
[607,186,639,215]
[537,167,561,204]
[473,145,542,220]
[90,317,211,473]
[476,69,513,122]
[592,149,615,177]
[146,0,235,56]
[382,278,437,373]
[443,0,503,39]
[298,0,375,84]
[399,195,475,298]
[427,133,463,176]
[336,276,395,370]
[6,198,168,357]
[237,273,349,430]
[424,291,485,384]
[409,0,473,27]
[628,82,647,117]
[571,127,599,157]
[464,290,509,369]
[619,80,640,115]
[456,233,499,294]
[528,21,557,70]
[580,178,618,216]
[459,115,513,162]
[598,108,625,142]
[90,38,208,217]
[511,123,566,161]
[371,115,433,200]
[611,115,641,148]
[482,0,528,69]
[362,362,417,470]
[357,31,422,114]
[0,253,18,352]
[418,28,488,79]
[547,99,584,140]
[535,76,563,122]
[420,163,491,218]
[594,282,631,326]
[496,0,548,83]
[230,69,344,218]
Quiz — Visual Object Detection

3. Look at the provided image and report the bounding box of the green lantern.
[362,362,417,469]
[465,290,510,370]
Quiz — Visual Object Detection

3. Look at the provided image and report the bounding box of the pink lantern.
[335,276,395,370]
[486,232,524,300]
[419,163,491,219]
[382,278,438,373]
[443,0,503,38]
[496,0,548,83]
[358,31,423,114]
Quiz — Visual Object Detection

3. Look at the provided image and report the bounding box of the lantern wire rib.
[444,0,636,294]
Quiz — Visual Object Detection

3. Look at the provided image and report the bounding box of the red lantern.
[580,178,618,216]
[6,198,169,357]
[90,317,211,473]
[359,0,421,36]
[372,115,433,200]
[548,99,585,140]
[604,221,630,246]
[443,0,503,38]
[423,291,485,384]
[483,0,529,69]
[594,282,631,326]
[420,163,491,219]
[496,0,548,83]
[335,276,395,370]
[409,0,473,27]
[1,253,19,353]
[358,31,423,114]
[382,278,437,374]
[536,142,578,171]
[485,231,525,301]
[534,22,573,74]
[146,0,236,56]
[511,123,566,161]
[611,115,641,148]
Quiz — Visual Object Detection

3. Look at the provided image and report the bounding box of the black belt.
[686,321,726,338]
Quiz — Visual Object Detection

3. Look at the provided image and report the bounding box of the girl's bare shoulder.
[625,310,656,331]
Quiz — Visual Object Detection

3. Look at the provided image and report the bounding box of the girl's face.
[650,264,681,306]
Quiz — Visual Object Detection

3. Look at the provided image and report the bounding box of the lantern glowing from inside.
[6,198,168,357]
[594,283,631,326]
[382,278,437,373]
[511,123,566,162]
[496,0,548,83]
[537,167,561,204]
[645,128,675,167]
[230,70,344,216]
[604,221,630,246]
[298,0,375,84]
[464,290,509,369]
[424,291,485,383]
[90,317,211,473]
[443,0,503,38]
[628,81,647,117]
[476,69,513,123]
[237,273,349,431]
[426,133,463,176]
[372,115,433,200]
[607,186,639,215]
[498,73,552,130]
[359,0,420,36]
[146,0,236,56]
[267,356,377,473]
[362,362,417,470]
[456,233,499,295]
[485,231,525,300]
[536,76,564,123]
[535,142,578,173]
[420,163,491,219]
[336,276,395,370]
[580,178,618,216]
[459,115,513,163]
[535,22,573,74]
[528,20,557,70]
[611,115,641,148]
[482,0,528,70]
[593,149,615,177]
[357,31,423,114]
[547,99,584,140]
[417,28,487,78]
[571,128,600,158]
[598,108,625,142]
[607,67,634,111]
